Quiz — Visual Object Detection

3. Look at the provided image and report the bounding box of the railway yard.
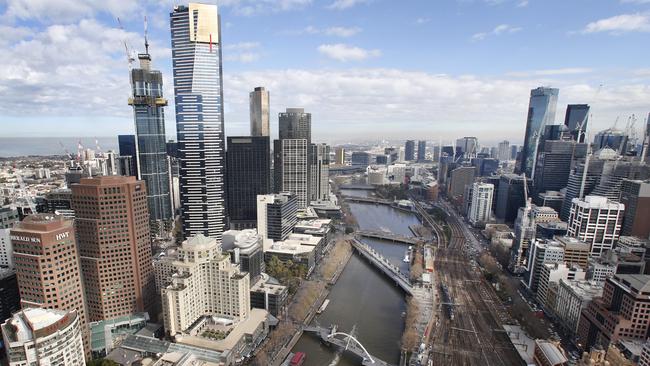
[415,200,524,366]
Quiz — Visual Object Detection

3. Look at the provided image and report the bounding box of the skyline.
[1,0,649,144]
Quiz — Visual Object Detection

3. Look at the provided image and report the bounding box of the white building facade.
[468,182,494,226]
[567,196,625,257]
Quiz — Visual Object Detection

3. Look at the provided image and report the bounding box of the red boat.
[290,352,306,366]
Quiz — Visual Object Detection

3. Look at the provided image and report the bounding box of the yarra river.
[291,189,420,365]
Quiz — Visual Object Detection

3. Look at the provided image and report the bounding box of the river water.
[291,202,420,365]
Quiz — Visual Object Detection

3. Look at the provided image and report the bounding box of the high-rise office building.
[0,269,20,323]
[593,128,628,153]
[417,140,427,161]
[310,143,330,202]
[334,147,345,165]
[351,152,371,167]
[118,134,138,176]
[564,104,590,143]
[226,136,271,229]
[405,140,415,161]
[498,140,510,161]
[250,86,270,137]
[0,207,19,269]
[274,139,309,208]
[279,108,311,142]
[161,234,250,336]
[510,145,519,160]
[129,49,173,225]
[567,196,625,257]
[619,179,650,238]
[10,214,89,353]
[578,274,650,350]
[72,176,155,321]
[534,140,587,194]
[448,166,475,200]
[2,308,86,366]
[525,240,565,292]
[521,87,559,177]
[468,182,494,227]
[495,174,533,223]
[256,193,298,241]
[456,137,478,160]
[171,3,226,240]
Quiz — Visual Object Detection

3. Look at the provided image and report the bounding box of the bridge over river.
[350,239,413,295]
[302,325,394,366]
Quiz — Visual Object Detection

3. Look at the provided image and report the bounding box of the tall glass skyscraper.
[564,104,590,142]
[170,3,226,240]
[129,52,172,224]
[521,87,559,177]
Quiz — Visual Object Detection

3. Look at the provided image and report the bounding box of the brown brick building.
[577,274,650,350]
[72,176,155,322]
[10,214,90,355]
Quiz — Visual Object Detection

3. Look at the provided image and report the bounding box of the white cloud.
[582,13,650,34]
[317,43,381,61]
[415,17,430,25]
[222,69,650,142]
[2,0,140,22]
[287,25,361,37]
[226,0,313,15]
[516,0,529,7]
[620,0,650,3]
[471,24,521,41]
[324,26,362,37]
[224,42,261,62]
[506,68,594,77]
[327,0,370,10]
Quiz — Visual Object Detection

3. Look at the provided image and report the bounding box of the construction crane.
[117,17,136,70]
[58,141,76,162]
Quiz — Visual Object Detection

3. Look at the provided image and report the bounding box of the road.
[414,199,524,366]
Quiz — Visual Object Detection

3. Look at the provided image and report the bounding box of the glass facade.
[129,55,172,222]
[521,87,559,177]
[564,104,590,142]
[171,4,226,240]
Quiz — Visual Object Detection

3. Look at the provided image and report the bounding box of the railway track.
[423,201,523,366]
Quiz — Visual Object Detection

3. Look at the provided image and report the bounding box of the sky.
[0,0,649,146]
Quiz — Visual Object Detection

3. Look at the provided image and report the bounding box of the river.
[291,201,420,365]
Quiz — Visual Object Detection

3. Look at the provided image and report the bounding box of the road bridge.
[303,325,394,366]
[350,239,413,295]
[343,196,392,204]
[356,230,422,245]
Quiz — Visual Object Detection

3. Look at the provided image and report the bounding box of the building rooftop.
[183,234,217,251]
[2,307,75,343]
[560,279,603,299]
[611,274,650,296]
[535,340,568,365]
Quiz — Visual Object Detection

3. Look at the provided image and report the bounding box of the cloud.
[415,18,430,25]
[506,68,594,77]
[219,0,313,16]
[317,43,381,61]
[324,26,362,37]
[1,0,140,22]
[516,0,529,7]
[222,69,650,142]
[581,13,650,34]
[327,0,370,10]
[224,42,261,62]
[620,0,650,3]
[471,24,521,41]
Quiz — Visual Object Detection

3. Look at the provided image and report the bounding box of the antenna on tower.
[144,15,149,55]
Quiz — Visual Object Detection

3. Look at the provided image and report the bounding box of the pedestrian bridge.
[339,184,376,190]
[350,239,413,295]
[302,325,394,366]
[356,230,423,245]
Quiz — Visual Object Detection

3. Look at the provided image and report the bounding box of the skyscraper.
[468,182,494,227]
[456,137,478,160]
[310,143,330,201]
[129,49,173,226]
[118,134,138,176]
[534,140,587,194]
[334,147,345,165]
[498,140,510,161]
[226,136,271,229]
[279,108,311,142]
[256,193,298,241]
[10,214,89,354]
[417,140,426,161]
[567,196,625,257]
[274,139,309,208]
[171,3,226,240]
[521,87,559,177]
[276,108,311,207]
[405,140,415,161]
[564,104,589,142]
[72,176,155,321]
[250,86,270,136]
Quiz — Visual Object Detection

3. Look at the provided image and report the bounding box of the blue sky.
[1,0,649,145]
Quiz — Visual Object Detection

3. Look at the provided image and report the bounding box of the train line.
[415,200,523,366]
